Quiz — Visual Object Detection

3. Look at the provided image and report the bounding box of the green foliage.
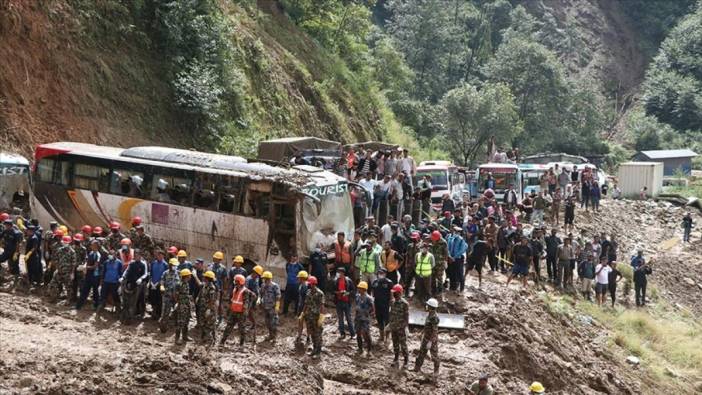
[625,0,696,56]
[439,83,521,165]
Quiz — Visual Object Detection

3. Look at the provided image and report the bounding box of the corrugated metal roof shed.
[637,149,698,159]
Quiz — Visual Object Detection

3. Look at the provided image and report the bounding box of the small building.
[632,149,697,176]
[617,162,664,198]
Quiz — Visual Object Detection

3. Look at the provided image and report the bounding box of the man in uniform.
[303,275,325,358]
[221,273,255,347]
[128,216,141,241]
[414,243,434,303]
[175,268,194,344]
[209,251,228,323]
[429,231,448,295]
[387,284,409,368]
[198,270,218,343]
[354,281,375,355]
[245,265,263,343]
[228,255,247,296]
[76,236,101,310]
[404,231,420,293]
[260,271,281,343]
[413,298,440,378]
[24,225,43,286]
[70,233,88,303]
[48,235,76,302]
[159,258,180,332]
[0,218,22,281]
[106,221,125,252]
[371,268,393,341]
[132,225,154,263]
[119,249,148,323]
[42,221,59,284]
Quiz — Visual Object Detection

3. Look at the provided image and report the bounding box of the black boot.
[175,329,181,344]
[183,327,190,342]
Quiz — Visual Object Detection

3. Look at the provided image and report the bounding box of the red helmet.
[234,274,246,285]
[93,226,103,235]
[109,221,121,230]
[61,235,72,244]
[392,284,404,294]
[120,238,132,246]
[431,230,441,241]
[81,225,92,234]
[410,231,421,240]
[168,246,178,254]
[54,229,65,237]
[0,213,9,221]
[73,233,84,242]
[131,216,142,226]
[307,276,318,286]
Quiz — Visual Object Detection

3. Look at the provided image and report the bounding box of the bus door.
[270,183,296,259]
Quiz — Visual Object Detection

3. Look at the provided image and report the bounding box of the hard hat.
[204,270,215,280]
[234,274,246,285]
[253,265,264,275]
[233,255,244,264]
[179,268,192,277]
[59,225,68,234]
[177,250,187,258]
[297,270,309,278]
[3,219,12,225]
[431,230,441,241]
[93,226,103,235]
[426,298,439,308]
[61,235,72,244]
[262,271,273,279]
[54,229,64,237]
[357,281,368,290]
[81,225,92,234]
[529,382,545,393]
[391,284,404,294]
[73,233,84,242]
[168,258,178,266]
[0,213,9,221]
[410,231,421,240]
[109,221,120,230]
[131,216,142,226]
[120,238,132,246]
[307,275,318,285]
[212,251,224,260]
[168,246,178,254]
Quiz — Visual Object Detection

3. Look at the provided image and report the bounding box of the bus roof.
[35,142,344,188]
[478,162,519,169]
[0,152,30,166]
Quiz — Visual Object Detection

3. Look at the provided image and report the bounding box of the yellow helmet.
[262,271,273,279]
[297,270,309,278]
[233,255,244,264]
[179,268,192,277]
[529,382,545,393]
[357,281,368,290]
[168,258,179,266]
[204,270,215,280]
[177,250,187,258]
[212,251,224,260]
[59,225,68,234]
[253,265,264,275]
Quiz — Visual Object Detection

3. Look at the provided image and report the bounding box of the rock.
[207,381,233,394]
[664,367,680,378]
[683,277,696,286]
[18,377,33,388]
[626,356,640,365]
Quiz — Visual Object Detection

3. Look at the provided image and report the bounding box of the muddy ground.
[1,199,700,394]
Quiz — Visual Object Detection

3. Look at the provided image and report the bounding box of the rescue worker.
[220,273,255,347]
[159,258,180,332]
[0,218,22,280]
[308,246,328,293]
[429,231,448,295]
[295,270,310,346]
[209,251,228,322]
[283,254,304,315]
[414,243,434,303]
[24,225,43,286]
[48,235,76,302]
[333,267,355,339]
[355,242,380,284]
[192,258,205,325]
[99,249,123,312]
[245,265,263,343]
[413,298,440,378]
[119,238,134,271]
[260,271,281,343]
[148,250,168,319]
[334,231,352,274]
[119,249,148,323]
[387,284,409,368]
[175,268,194,344]
[76,237,101,310]
[176,250,192,272]
[354,281,375,355]
[198,270,218,343]
[303,275,325,358]
[106,221,125,252]
[42,221,59,284]
[70,233,88,303]
[404,231,420,293]
[132,225,154,263]
[128,216,141,241]
[371,268,393,342]
[228,255,247,295]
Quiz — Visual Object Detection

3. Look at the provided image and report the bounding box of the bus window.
[152,173,191,204]
[56,160,71,186]
[193,173,217,209]
[111,169,145,197]
[217,176,242,213]
[73,163,110,191]
[243,182,271,218]
[36,158,55,183]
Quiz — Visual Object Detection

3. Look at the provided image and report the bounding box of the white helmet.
[426,298,439,308]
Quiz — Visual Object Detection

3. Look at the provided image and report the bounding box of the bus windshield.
[478,167,518,191]
[302,188,354,253]
[415,170,448,188]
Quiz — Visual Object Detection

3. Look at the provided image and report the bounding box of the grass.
[663,178,702,198]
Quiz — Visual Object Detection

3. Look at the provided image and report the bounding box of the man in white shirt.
[400,149,416,181]
[594,260,612,307]
[391,173,404,220]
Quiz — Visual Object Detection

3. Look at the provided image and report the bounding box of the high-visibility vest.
[335,241,351,264]
[230,287,246,313]
[357,250,378,274]
[415,253,433,277]
[382,250,399,272]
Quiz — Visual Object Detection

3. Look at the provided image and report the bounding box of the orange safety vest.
[382,250,400,272]
[335,241,351,265]
[230,287,246,313]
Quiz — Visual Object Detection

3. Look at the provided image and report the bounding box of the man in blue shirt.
[283,253,304,315]
[447,227,468,292]
[77,239,102,310]
[630,250,645,271]
[99,249,123,312]
[148,250,168,320]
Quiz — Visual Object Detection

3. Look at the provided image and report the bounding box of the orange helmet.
[73,233,84,242]
[61,235,72,244]
[53,229,64,237]
[93,226,103,235]
[131,216,142,226]
[81,225,92,234]
[234,274,246,285]
[120,238,132,246]
[431,230,441,241]
[0,213,9,222]
[109,221,121,230]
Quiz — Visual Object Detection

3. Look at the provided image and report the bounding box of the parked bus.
[518,163,549,196]
[30,142,353,273]
[0,152,30,213]
[476,163,522,201]
[415,161,465,211]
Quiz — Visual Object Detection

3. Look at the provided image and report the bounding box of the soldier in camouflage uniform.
[132,225,155,263]
[259,271,281,343]
[159,258,180,332]
[175,269,194,344]
[42,225,61,285]
[429,231,448,296]
[106,222,126,252]
[220,274,255,347]
[388,284,409,368]
[303,275,325,357]
[354,281,375,355]
[48,236,76,302]
[198,271,219,344]
[413,298,440,376]
[70,236,87,303]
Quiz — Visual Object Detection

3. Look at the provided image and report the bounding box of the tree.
[439,83,522,165]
